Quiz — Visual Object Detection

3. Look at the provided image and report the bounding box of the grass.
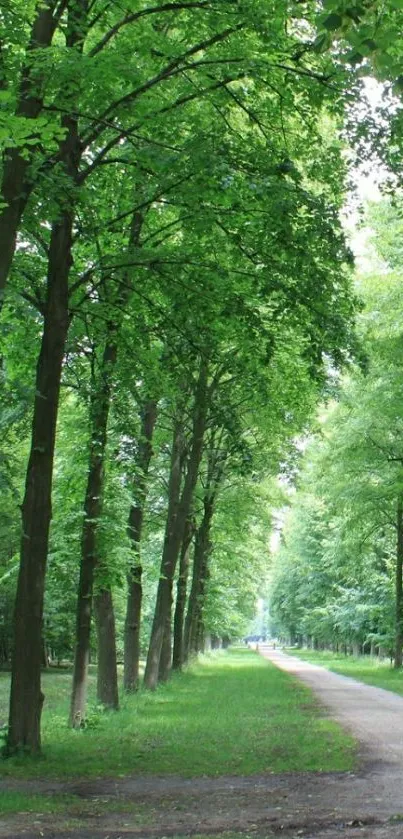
[1,790,151,821]
[0,792,76,815]
[0,648,355,783]
[286,647,403,695]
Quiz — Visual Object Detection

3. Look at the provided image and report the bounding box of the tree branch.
[80,72,245,179]
[84,23,243,144]
[88,1,212,57]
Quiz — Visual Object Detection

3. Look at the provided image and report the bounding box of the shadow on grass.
[0,650,356,780]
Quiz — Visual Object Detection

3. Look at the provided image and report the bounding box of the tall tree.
[172,517,194,669]
[124,398,158,691]
[69,208,145,724]
[270,218,403,664]
[4,0,359,752]
[7,0,89,754]
[144,360,209,688]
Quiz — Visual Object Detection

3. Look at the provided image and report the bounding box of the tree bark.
[94,587,119,709]
[144,360,209,689]
[184,497,214,659]
[6,0,88,756]
[172,519,194,670]
[183,431,225,662]
[6,208,73,754]
[124,399,157,692]
[0,1,63,301]
[69,209,144,723]
[395,495,403,669]
[69,335,117,726]
[41,638,49,669]
[143,420,184,689]
[159,615,173,682]
[6,6,88,745]
[195,552,211,653]
[123,563,143,691]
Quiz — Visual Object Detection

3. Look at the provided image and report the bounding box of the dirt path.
[260,647,403,769]
[3,648,403,839]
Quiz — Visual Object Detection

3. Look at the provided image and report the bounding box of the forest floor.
[3,648,403,839]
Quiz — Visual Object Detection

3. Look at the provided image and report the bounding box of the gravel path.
[259,646,403,826]
[260,646,403,768]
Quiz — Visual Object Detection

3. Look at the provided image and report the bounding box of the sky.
[344,77,390,270]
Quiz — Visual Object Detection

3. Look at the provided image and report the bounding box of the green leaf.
[322,13,343,30]
[313,31,332,53]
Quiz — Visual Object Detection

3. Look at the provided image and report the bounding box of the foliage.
[0,0,364,751]
[270,198,403,653]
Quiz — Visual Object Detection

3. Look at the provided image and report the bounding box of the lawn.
[286,648,403,695]
[0,648,356,780]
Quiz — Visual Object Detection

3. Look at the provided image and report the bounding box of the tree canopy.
[269,197,403,666]
[2,0,401,757]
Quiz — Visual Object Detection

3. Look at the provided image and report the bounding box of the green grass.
[0,649,355,781]
[0,790,150,820]
[0,792,76,815]
[286,648,403,695]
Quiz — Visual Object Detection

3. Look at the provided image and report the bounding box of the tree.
[144,359,209,688]
[124,398,158,691]
[0,0,67,300]
[3,0,358,751]
[270,207,403,664]
[6,0,90,756]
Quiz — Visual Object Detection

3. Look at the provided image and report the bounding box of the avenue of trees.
[1,0,402,756]
[269,199,403,668]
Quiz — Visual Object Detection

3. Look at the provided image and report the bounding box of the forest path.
[259,646,403,770]
[3,648,403,839]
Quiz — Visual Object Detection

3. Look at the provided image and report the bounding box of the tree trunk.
[124,399,157,692]
[195,551,211,653]
[124,563,143,691]
[94,587,119,710]
[158,520,195,682]
[70,208,144,720]
[143,420,184,689]
[0,1,62,301]
[159,615,172,682]
[183,432,225,663]
[41,638,49,669]
[184,498,214,659]
[144,360,209,689]
[6,210,72,754]
[172,519,194,670]
[395,495,403,669]
[6,0,88,756]
[69,336,117,727]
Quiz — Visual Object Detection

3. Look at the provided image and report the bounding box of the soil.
[3,647,403,839]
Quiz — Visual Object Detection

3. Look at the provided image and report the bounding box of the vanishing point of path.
[3,648,403,839]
